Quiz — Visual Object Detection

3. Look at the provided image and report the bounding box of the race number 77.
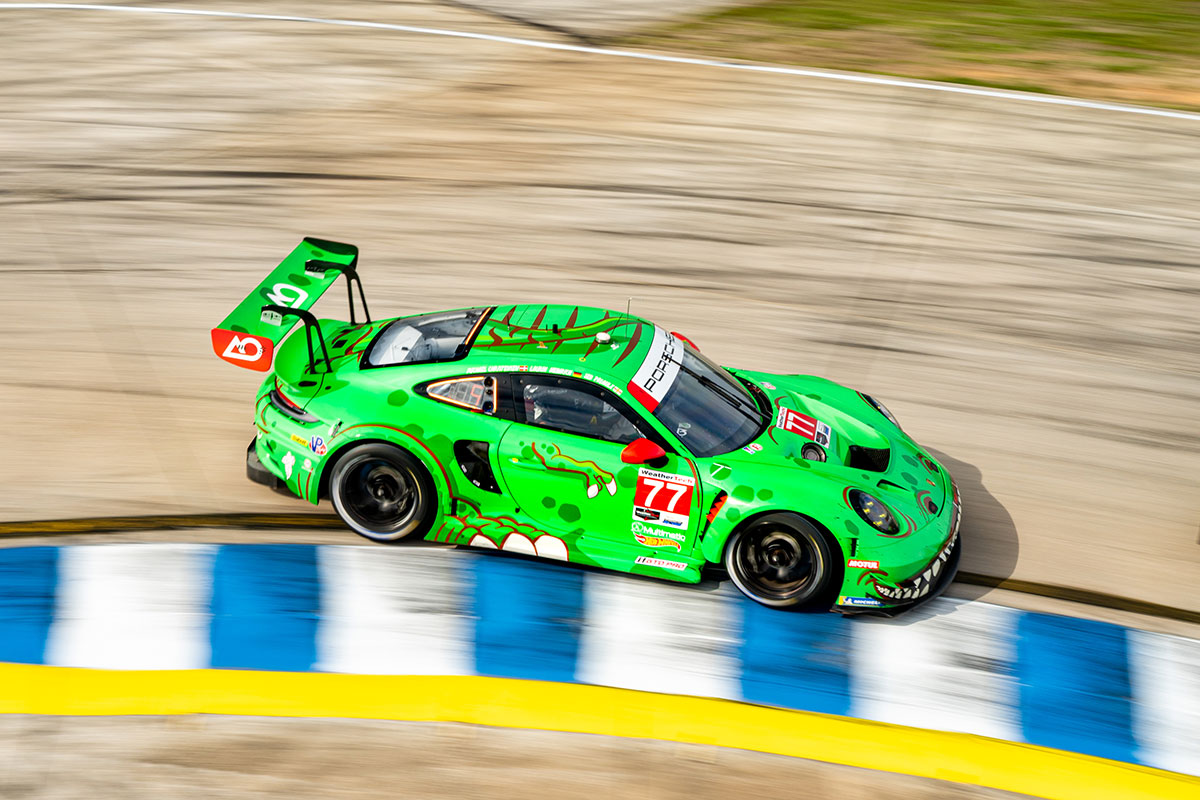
[642,478,688,512]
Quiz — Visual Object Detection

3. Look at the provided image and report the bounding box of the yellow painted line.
[0,513,342,537]
[2,664,1196,799]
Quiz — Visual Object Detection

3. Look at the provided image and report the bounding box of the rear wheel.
[330,443,435,542]
[724,513,834,608]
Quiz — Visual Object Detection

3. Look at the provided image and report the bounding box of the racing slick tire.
[724,512,835,608]
[330,443,436,542]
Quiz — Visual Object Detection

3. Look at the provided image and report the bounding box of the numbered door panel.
[495,374,702,558]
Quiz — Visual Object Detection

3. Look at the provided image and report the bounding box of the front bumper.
[836,483,963,616]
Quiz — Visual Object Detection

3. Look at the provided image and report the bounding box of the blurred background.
[2,1,1198,796]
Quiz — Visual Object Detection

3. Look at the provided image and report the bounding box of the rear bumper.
[246,437,292,495]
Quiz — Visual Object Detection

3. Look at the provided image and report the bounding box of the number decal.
[665,482,688,512]
[633,468,695,530]
[643,478,664,508]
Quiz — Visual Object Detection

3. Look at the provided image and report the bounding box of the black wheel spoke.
[333,447,428,541]
[728,515,828,606]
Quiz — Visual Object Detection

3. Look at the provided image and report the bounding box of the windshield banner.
[627,327,681,411]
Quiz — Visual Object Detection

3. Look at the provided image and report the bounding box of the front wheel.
[724,513,834,608]
[330,443,435,542]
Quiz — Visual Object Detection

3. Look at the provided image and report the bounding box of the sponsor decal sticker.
[211,328,274,372]
[635,555,687,571]
[838,596,883,607]
[633,532,682,552]
[289,434,308,447]
[265,282,309,308]
[848,559,881,570]
[776,407,831,446]
[762,381,776,390]
[309,435,328,456]
[742,443,762,454]
[281,451,295,479]
[632,468,695,529]
[302,458,313,472]
[631,521,686,541]
[627,327,681,411]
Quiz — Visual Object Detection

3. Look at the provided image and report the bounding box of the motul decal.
[776,407,831,446]
[627,327,681,411]
[211,328,274,372]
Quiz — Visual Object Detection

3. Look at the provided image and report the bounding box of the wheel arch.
[702,508,845,566]
[314,426,452,514]
[713,508,846,609]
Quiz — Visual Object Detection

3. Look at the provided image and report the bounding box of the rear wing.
[210,237,368,372]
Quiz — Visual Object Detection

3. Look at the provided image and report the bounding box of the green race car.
[212,238,961,614]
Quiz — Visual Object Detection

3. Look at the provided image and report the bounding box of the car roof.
[463,303,657,389]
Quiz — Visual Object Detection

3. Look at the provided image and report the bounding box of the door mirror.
[621,437,666,465]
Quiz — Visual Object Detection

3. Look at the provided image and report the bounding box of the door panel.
[496,427,701,558]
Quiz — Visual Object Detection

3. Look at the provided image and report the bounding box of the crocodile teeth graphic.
[469,531,568,561]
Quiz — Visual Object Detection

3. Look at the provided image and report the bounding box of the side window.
[426,376,496,414]
[516,376,647,445]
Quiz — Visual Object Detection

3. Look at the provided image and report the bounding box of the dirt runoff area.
[0,715,1030,800]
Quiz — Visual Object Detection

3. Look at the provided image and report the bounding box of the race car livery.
[214,238,962,613]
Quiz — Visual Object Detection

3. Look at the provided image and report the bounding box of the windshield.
[365,308,487,367]
[651,346,763,458]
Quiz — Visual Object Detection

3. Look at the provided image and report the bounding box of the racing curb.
[2,513,1197,625]
[1,665,1195,800]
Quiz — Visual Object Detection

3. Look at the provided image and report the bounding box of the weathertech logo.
[211,328,274,372]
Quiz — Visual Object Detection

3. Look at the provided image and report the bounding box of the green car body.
[213,239,961,614]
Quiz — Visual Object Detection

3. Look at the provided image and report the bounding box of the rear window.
[364,308,488,367]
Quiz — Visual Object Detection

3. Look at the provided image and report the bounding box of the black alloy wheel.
[330,443,434,542]
[724,512,833,608]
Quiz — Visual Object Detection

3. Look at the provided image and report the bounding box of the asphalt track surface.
[1,1,1198,795]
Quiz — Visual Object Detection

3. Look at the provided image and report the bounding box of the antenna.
[626,297,632,317]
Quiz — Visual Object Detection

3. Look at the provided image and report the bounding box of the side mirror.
[621,437,666,465]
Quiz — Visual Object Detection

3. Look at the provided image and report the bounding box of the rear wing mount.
[304,255,371,326]
[261,304,333,375]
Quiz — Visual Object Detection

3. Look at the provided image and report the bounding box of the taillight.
[269,386,318,422]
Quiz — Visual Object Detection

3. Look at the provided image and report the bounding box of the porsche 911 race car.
[211,238,961,613]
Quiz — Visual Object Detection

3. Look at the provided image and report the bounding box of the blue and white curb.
[1,543,1197,776]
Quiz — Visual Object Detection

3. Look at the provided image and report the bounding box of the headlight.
[859,392,900,428]
[847,489,899,534]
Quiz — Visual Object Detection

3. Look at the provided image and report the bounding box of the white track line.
[4,2,1200,123]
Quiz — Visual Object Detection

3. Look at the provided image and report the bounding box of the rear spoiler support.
[305,258,371,326]
[261,304,332,375]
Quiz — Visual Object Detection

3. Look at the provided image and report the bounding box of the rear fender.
[313,424,454,513]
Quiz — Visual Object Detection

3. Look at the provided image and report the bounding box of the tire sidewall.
[330,442,436,542]
[724,512,834,608]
